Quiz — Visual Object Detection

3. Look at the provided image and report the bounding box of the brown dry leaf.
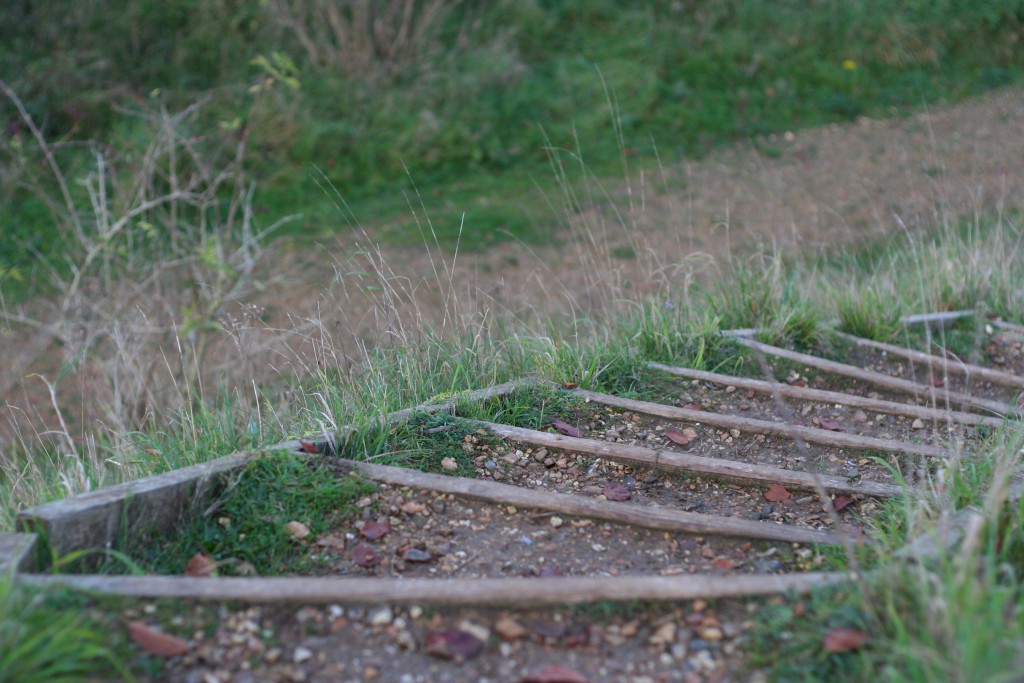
[360,521,390,541]
[285,520,311,539]
[823,627,870,653]
[128,621,189,658]
[298,440,319,454]
[602,481,631,501]
[520,665,590,683]
[764,483,792,502]
[352,543,379,568]
[818,418,844,432]
[184,551,215,577]
[550,418,583,438]
[832,495,854,512]
[665,428,699,446]
[425,629,484,662]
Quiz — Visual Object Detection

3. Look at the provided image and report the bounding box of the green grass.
[4,0,1024,287]
[123,454,376,577]
[0,578,131,682]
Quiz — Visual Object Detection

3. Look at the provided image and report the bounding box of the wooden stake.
[732,336,1011,416]
[351,462,839,545]
[18,572,850,606]
[834,331,1024,390]
[572,389,950,460]
[481,422,901,498]
[647,362,1005,428]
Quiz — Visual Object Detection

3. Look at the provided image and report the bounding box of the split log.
[18,572,850,606]
[834,331,1024,390]
[647,362,1004,428]
[572,389,950,460]
[732,336,1011,416]
[481,421,901,498]
[351,461,839,545]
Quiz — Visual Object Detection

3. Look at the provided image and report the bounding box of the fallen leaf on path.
[602,481,631,501]
[832,495,854,512]
[823,627,870,653]
[352,543,379,568]
[298,440,319,454]
[129,621,189,658]
[425,629,484,661]
[665,428,699,446]
[551,418,583,438]
[818,418,844,431]
[184,551,215,577]
[360,521,390,541]
[520,665,590,683]
[764,483,792,502]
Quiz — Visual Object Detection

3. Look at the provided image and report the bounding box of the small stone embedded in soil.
[367,606,393,626]
[603,481,631,501]
[648,621,677,646]
[441,456,458,471]
[550,516,564,528]
[911,418,925,429]
[425,629,485,661]
[495,615,527,641]
[293,646,313,663]
[286,520,311,540]
[402,548,432,563]
[853,410,868,423]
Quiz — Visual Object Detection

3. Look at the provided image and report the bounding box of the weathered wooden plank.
[901,310,974,329]
[16,452,255,563]
[573,388,950,460]
[648,362,1004,428]
[0,533,38,574]
[834,331,1024,390]
[351,461,839,545]
[17,572,850,605]
[15,382,526,567]
[481,422,901,498]
[733,336,1011,416]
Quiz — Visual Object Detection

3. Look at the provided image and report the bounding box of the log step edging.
[733,336,1012,416]
[481,421,902,498]
[572,388,950,460]
[15,572,850,606]
[352,461,839,545]
[647,362,1005,428]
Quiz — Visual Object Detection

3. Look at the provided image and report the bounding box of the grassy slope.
[2,2,1024,680]
[2,0,1024,284]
